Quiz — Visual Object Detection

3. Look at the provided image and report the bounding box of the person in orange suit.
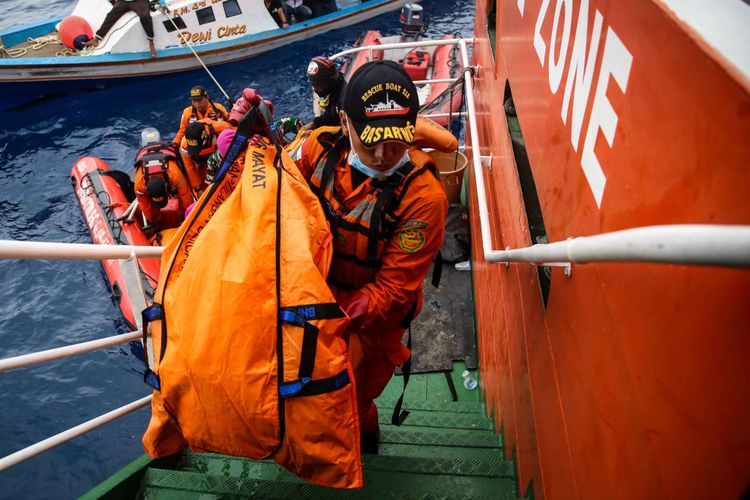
[172,85,229,147]
[179,118,232,195]
[287,61,449,454]
[133,128,194,232]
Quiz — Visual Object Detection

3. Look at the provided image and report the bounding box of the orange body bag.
[141,136,362,488]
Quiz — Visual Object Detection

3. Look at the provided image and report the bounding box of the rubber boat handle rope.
[161,6,232,107]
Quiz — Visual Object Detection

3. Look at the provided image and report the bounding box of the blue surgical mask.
[348,148,410,180]
[345,120,411,179]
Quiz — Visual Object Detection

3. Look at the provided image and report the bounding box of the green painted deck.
[83,363,523,499]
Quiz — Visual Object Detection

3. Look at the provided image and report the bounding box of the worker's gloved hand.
[229,88,262,126]
[332,289,370,334]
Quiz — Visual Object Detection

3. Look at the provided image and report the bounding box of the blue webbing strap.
[278,302,346,398]
[141,303,164,390]
[279,370,350,399]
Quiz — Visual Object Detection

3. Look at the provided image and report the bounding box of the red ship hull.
[468,0,750,498]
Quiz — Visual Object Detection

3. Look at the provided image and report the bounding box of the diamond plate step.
[374,398,486,414]
[378,409,494,430]
[378,442,501,462]
[140,467,519,499]
[379,425,501,448]
[179,450,512,479]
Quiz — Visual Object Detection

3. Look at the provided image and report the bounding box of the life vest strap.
[279,302,346,398]
[279,369,350,399]
[141,303,164,390]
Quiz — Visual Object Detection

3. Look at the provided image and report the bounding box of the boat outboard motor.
[141,127,161,148]
[400,4,425,39]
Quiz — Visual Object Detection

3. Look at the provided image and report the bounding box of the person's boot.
[360,428,380,455]
[148,39,157,58]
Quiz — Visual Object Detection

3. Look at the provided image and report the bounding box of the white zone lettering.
[526,0,633,207]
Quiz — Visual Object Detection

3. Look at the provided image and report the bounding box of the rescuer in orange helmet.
[289,60,450,454]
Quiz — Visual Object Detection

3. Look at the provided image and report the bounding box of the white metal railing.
[0,240,162,260]
[0,395,152,472]
[0,243,161,471]
[0,330,143,372]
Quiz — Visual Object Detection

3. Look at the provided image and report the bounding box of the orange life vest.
[134,143,192,228]
[306,131,440,291]
[141,135,362,489]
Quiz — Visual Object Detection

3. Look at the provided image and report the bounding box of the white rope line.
[162,7,232,104]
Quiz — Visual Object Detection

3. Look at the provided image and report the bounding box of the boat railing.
[0,241,161,472]
[330,38,472,120]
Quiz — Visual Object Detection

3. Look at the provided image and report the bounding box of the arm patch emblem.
[397,228,426,253]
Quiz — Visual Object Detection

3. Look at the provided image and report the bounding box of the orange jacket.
[172,100,229,146]
[134,158,193,226]
[292,126,448,354]
[179,118,233,192]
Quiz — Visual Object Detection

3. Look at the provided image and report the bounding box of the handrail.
[488,225,750,268]
[329,37,473,60]
[0,240,163,259]
[0,395,152,472]
[0,330,143,373]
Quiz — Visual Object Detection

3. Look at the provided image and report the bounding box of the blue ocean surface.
[0,1,475,497]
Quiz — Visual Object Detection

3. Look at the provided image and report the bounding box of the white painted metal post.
[0,331,143,372]
[0,240,163,260]
[0,396,152,472]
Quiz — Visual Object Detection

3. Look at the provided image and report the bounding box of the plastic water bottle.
[461,370,478,390]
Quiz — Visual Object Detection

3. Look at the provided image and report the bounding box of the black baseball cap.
[189,85,208,100]
[146,177,168,208]
[185,122,208,155]
[343,60,419,147]
[307,56,339,85]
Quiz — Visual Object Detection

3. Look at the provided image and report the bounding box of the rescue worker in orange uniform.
[133,128,194,232]
[180,118,232,195]
[172,85,229,147]
[290,61,449,454]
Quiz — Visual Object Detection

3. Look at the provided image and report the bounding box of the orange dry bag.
[141,134,362,488]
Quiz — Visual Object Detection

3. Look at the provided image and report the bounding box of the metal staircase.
[82,363,523,499]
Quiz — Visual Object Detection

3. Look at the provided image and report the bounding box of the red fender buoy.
[58,16,94,50]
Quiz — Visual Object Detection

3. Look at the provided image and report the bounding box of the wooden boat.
[0,0,412,110]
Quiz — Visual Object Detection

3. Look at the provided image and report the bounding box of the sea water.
[0,1,475,497]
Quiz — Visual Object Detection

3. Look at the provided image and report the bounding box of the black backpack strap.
[391,300,418,426]
[431,251,443,288]
[366,162,418,266]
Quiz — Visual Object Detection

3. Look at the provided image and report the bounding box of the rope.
[161,6,232,107]
[0,33,90,58]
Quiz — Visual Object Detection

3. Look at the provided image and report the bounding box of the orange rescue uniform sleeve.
[134,169,160,224]
[359,158,448,331]
[173,107,192,146]
[179,138,205,193]
[166,160,194,210]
